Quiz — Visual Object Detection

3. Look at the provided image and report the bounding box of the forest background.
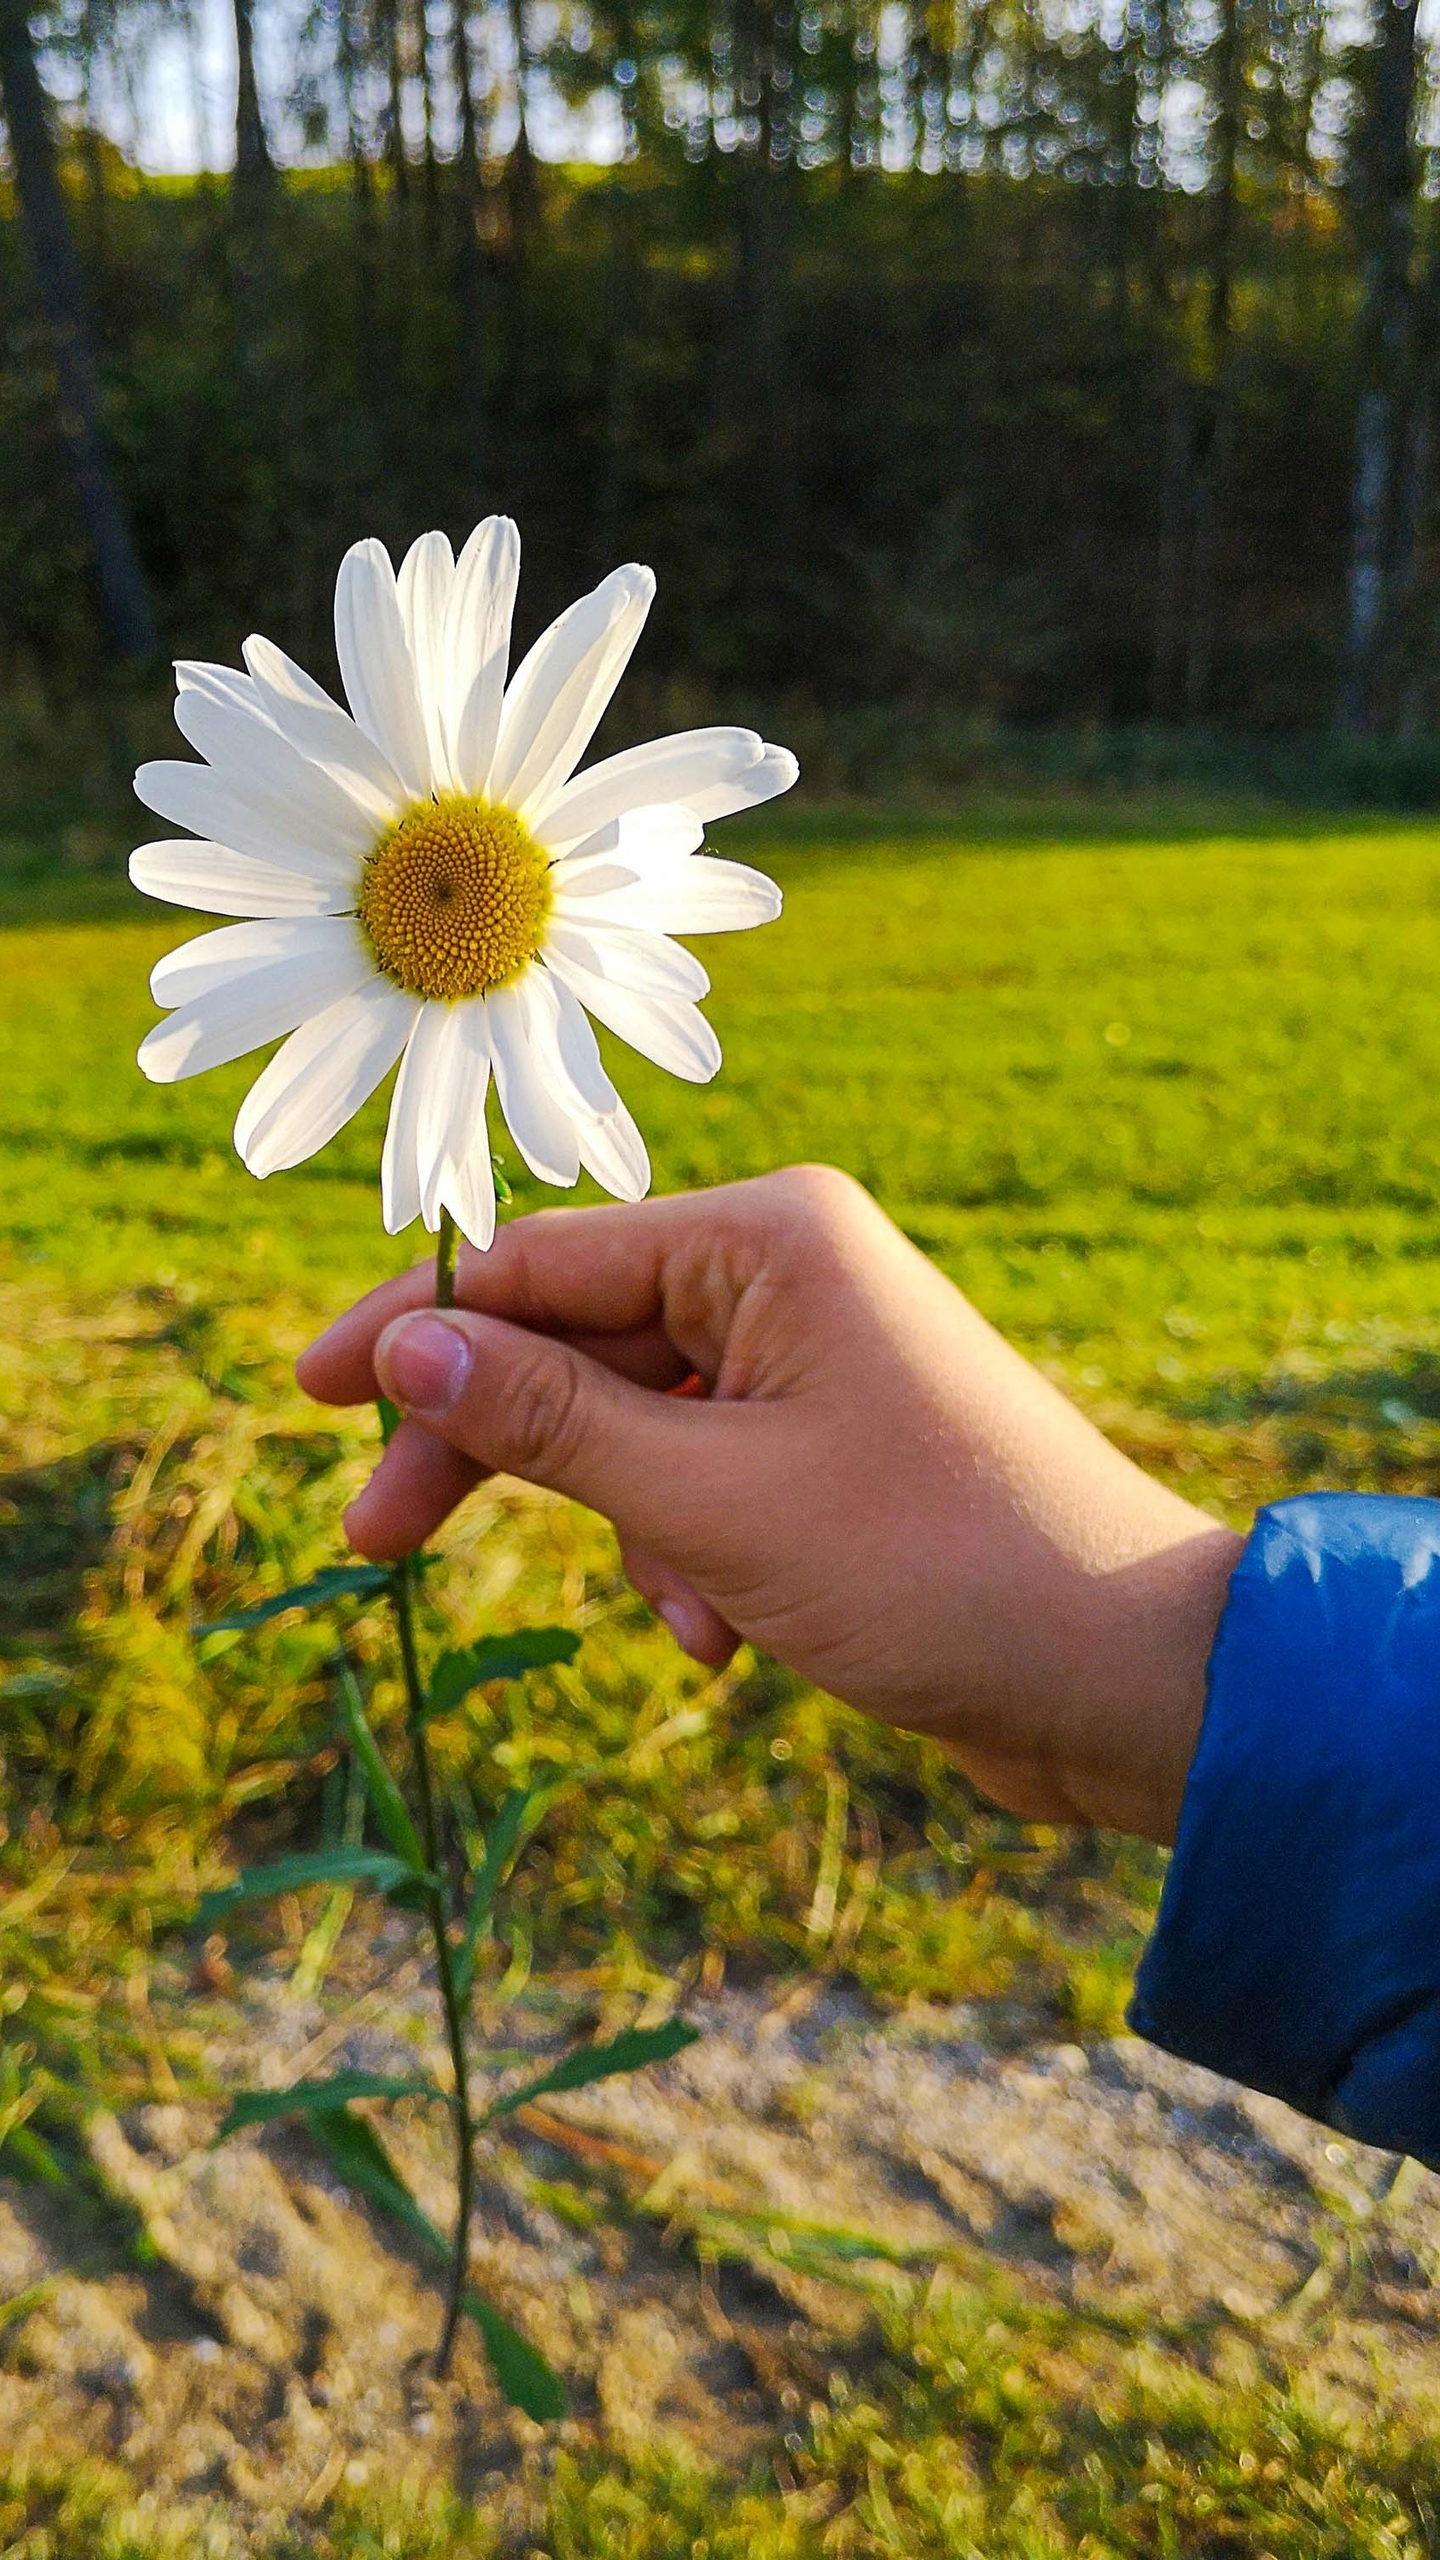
[7,0,1440,777]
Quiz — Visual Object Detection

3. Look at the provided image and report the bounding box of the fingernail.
[657,1596,703,1656]
[377,1313,473,1417]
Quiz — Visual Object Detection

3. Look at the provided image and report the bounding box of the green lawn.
[8,804,1440,1485]
[6,801,1440,2552]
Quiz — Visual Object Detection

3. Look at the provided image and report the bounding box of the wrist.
[914,1511,1244,1846]
[1052,1519,1245,1842]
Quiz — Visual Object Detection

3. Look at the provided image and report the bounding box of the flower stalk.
[389,1204,473,2375]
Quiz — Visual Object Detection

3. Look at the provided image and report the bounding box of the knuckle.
[772,1162,872,1233]
[492,1342,586,1478]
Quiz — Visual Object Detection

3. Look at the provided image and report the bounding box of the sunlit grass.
[4,803,1440,2546]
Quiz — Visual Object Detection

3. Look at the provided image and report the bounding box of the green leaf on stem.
[337,1658,427,1871]
[308,2107,446,2254]
[482,2020,700,2124]
[195,1565,391,1637]
[453,1788,543,2000]
[424,1629,581,1723]
[306,2112,566,2418]
[463,2292,566,2420]
[216,2071,444,2139]
[197,1847,429,1928]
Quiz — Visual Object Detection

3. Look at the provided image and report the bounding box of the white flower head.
[131,521,796,1247]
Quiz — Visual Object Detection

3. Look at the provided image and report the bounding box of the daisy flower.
[131,520,796,1247]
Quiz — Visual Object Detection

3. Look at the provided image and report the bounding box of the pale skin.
[296,1166,1243,1846]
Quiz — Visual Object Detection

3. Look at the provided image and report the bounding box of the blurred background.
[7,0,1440,799]
[15,0,1440,2538]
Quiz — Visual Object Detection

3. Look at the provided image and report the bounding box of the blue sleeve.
[1128,1491,1440,2166]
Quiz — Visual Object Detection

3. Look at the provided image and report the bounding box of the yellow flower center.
[357,795,551,1002]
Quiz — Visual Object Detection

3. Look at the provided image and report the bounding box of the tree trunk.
[419,0,440,234]
[1182,0,1240,718]
[231,0,272,202]
[0,0,157,659]
[381,0,409,202]
[1150,373,1192,719]
[451,0,487,485]
[79,0,109,271]
[1337,0,1420,735]
[731,0,797,552]
[504,80,540,255]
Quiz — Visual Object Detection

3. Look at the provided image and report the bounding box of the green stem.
[435,1205,460,1309]
[393,1561,477,2374]
[385,1198,472,2377]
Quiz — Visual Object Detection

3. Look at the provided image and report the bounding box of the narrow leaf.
[376,1396,402,1445]
[197,1848,422,1928]
[196,1564,391,1637]
[216,2072,442,2139]
[453,1788,542,2001]
[483,2021,700,2125]
[337,1658,427,1870]
[308,2107,446,2254]
[464,2291,566,2420]
[424,1629,581,1723]
[0,2280,54,2333]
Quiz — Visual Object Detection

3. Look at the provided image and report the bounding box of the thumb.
[373,1306,720,1550]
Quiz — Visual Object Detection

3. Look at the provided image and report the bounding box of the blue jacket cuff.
[1128,1491,1440,2164]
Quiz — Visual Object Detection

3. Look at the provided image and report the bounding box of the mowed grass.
[7,803,1440,2552]
[7,808,1440,1978]
[7,804,1440,1477]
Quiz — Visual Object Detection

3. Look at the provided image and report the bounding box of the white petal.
[544,946,722,1083]
[541,971,650,1201]
[334,537,434,800]
[235,977,420,1177]
[681,742,799,825]
[170,693,390,846]
[544,914,710,1000]
[535,727,764,851]
[415,1005,467,1230]
[575,854,783,936]
[615,806,709,859]
[175,660,266,719]
[547,808,704,893]
[137,741,374,871]
[547,848,641,900]
[429,1003,496,1248]
[398,531,456,793]
[139,926,375,1083]
[491,565,655,820]
[243,635,406,826]
[150,914,366,1005]
[522,960,613,1112]
[484,975,581,1187]
[382,1001,451,1235]
[576,1094,650,1201]
[439,1140,497,1251]
[240,634,335,709]
[129,839,355,918]
[446,516,520,796]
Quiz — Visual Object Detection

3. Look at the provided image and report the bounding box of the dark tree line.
[3,0,1440,736]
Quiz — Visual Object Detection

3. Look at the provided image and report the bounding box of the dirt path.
[5,1961,1440,2540]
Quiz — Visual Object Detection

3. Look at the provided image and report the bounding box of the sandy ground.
[5,1952,1440,2540]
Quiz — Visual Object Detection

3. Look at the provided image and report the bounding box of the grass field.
[6,798,1440,2550]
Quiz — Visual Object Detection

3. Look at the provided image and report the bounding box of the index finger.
[295,1186,759,1407]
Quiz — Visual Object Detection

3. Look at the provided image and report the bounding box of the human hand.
[296,1167,1241,1842]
